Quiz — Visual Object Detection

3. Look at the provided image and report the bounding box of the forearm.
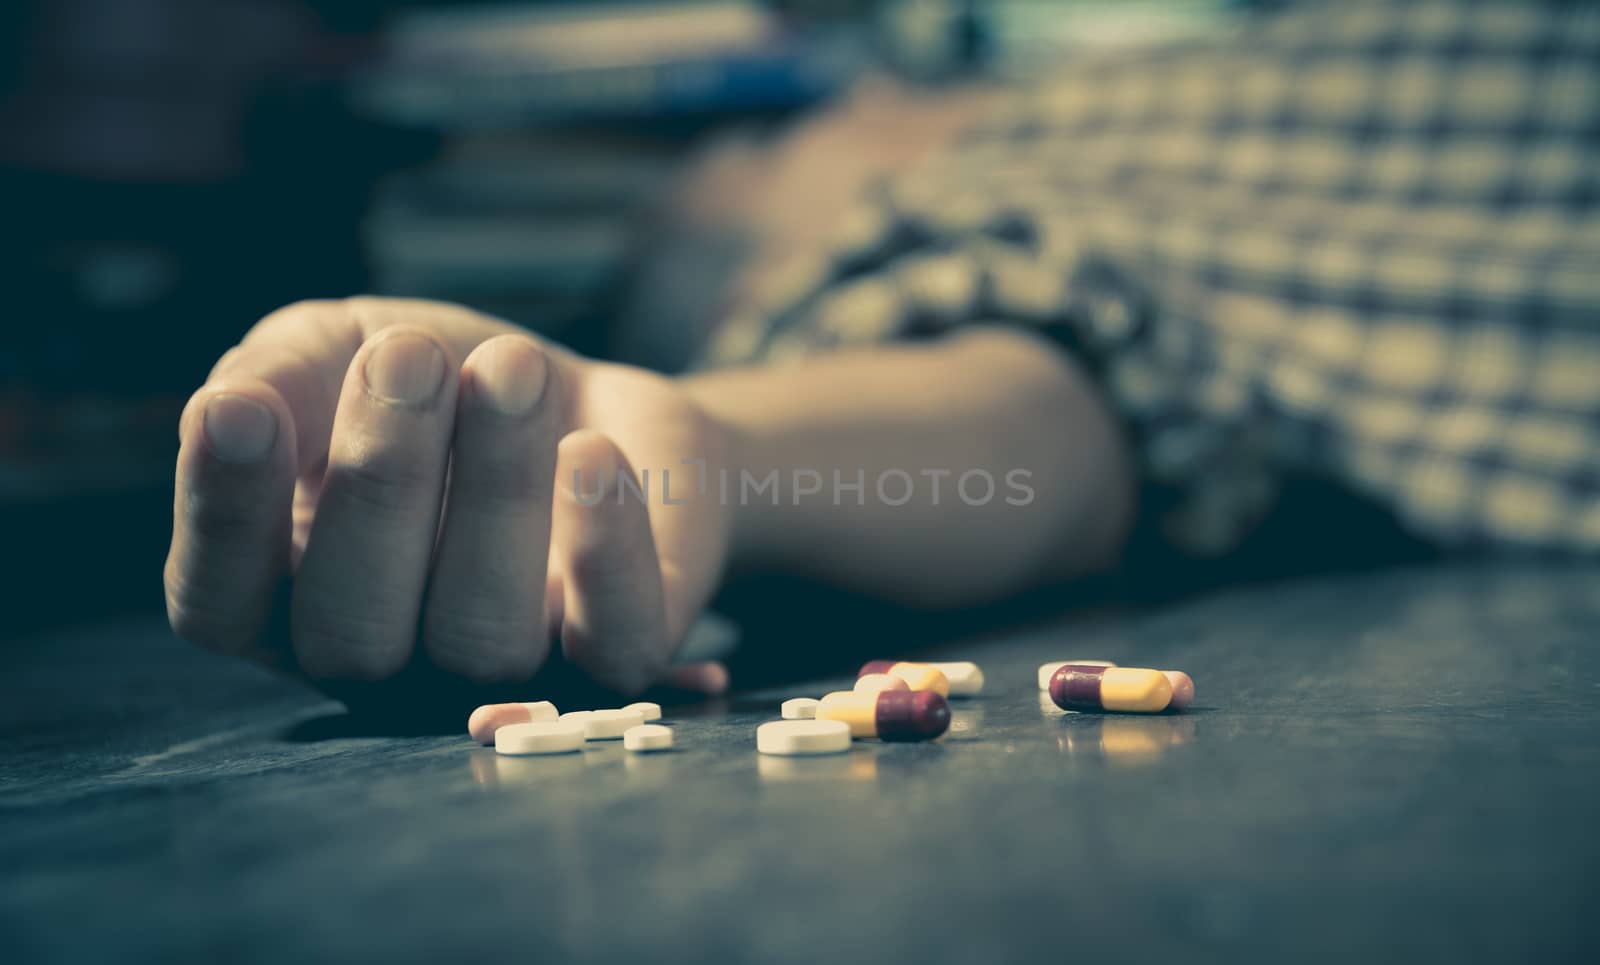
[680,328,1135,607]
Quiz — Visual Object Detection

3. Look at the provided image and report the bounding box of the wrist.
[677,370,781,572]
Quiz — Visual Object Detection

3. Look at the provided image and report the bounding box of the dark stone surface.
[3,562,1598,964]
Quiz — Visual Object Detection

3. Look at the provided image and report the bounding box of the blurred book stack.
[350,1,868,352]
[363,133,674,340]
[878,0,1244,78]
[971,0,1242,75]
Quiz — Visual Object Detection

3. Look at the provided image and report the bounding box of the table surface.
[3,561,1598,964]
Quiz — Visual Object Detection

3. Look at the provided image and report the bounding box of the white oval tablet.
[521,700,560,721]
[781,697,820,720]
[623,724,673,752]
[560,710,593,723]
[1037,660,1117,690]
[928,662,984,696]
[584,708,645,740]
[495,721,585,755]
[757,719,851,756]
[623,701,662,722]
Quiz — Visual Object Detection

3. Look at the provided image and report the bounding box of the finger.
[195,305,359,475]
[653,517,725,651]
[165,380,297,660]
[168,295,567,673]
[552,430,669,696]
[564,367,727,655]
[191,297,549,476]
[291,327,458,680]
[423,335,562,682]
[664,661,730,695]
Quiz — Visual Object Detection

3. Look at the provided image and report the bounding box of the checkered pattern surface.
[702,0,1600,554]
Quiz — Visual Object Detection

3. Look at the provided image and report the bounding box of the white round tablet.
[494,721,585,755]
[623,724,673,752]
[756,719,851,756]
[1037,660,1117,690]
[928,661,984,696]
[623,701,662,722]
[584,708,645,740]
[781,697,820,720]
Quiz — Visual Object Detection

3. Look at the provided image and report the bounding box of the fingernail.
[471,338,547,416]
[204,394,277,464]
[364,333,446,405]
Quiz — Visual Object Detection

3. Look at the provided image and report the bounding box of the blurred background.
[0,0,1252,638]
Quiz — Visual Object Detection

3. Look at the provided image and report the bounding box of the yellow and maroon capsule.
[1161,671,1195,710]
[856,661,950,697]
[817,689,951,741]
[1049,665,1173,713]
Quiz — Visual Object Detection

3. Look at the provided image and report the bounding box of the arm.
[685,327,1134,607]
[166,299,1133,698]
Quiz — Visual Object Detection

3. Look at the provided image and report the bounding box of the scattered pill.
[560,710,593,723]
[854,672,911,695]
[467,700,560,745]
[756,719,852,756]
[623,701,663,722]
[1037,660,1117,691]
[857,661,950,696]
[583,708,646,740]
[781,697,820,720]
[818,689,952,741]
[1161,671,1195,711]
[927,661,984,696]
[494,720,585,756]
[1049,666,1172,713]
[623,724,673,752]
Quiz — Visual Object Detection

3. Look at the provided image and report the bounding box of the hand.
[165,297,732,700]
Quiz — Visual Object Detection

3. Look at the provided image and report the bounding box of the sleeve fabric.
[699,0,1600,556]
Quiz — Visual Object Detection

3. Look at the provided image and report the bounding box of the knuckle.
[291,585,416,680]
[342,295,400,323]
[179,484,263,544]
[344,297,456,348]
[257,297,345,333]
[566,524,653,586]
[567,543,631,587]
[485,330,542,352]
[292,620,410,681]
[326,449,438,518]
[424,607,545,682]
[453,454,546,515]
[165,568,254,651]
[253,298,365,353]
